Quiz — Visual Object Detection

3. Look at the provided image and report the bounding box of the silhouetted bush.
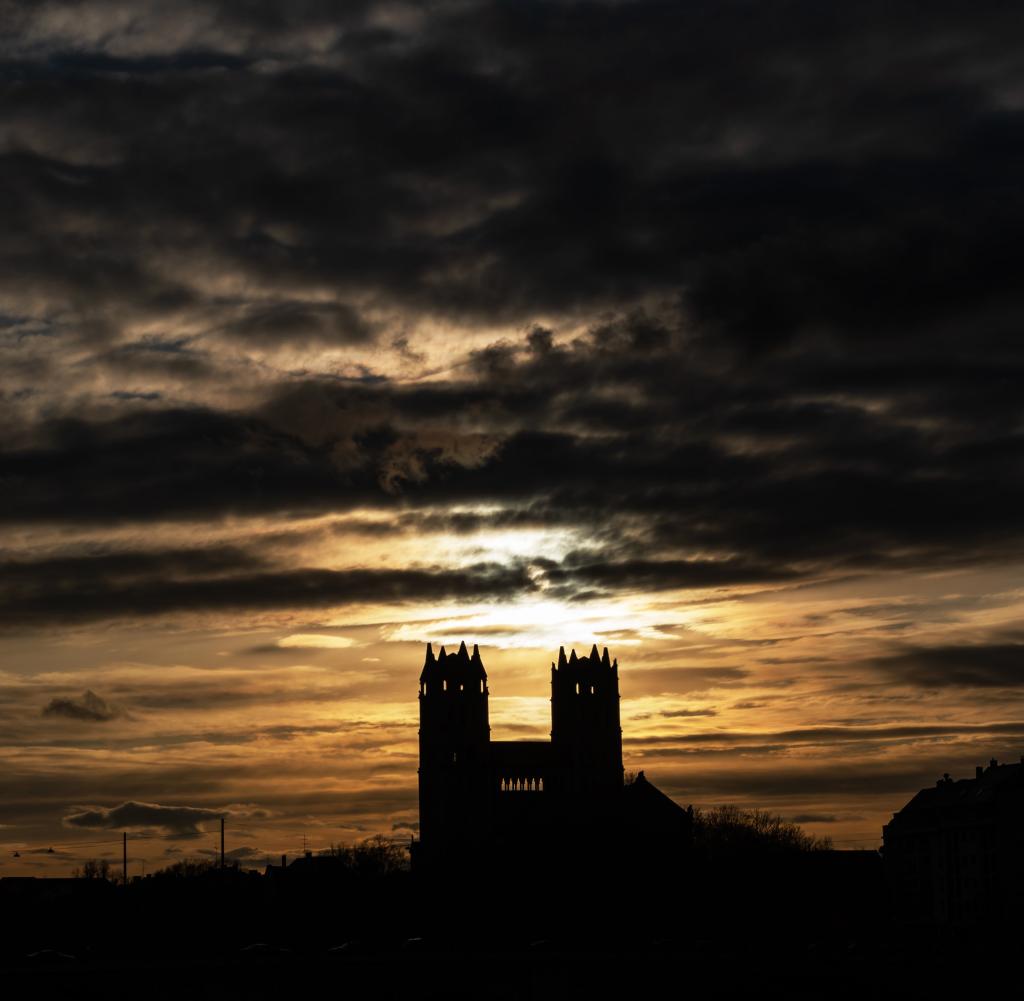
[320,834,409,875]
[694,804,832,857]
[151,857,224,880]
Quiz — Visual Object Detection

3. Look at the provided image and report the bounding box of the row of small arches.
[499,776,544,792]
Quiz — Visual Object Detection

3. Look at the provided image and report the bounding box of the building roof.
[887,757,1024,830]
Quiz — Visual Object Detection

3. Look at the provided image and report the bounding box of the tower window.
[443,680,447,691]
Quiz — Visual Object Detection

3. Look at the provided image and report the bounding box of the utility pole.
[122,832,127,888]
[220,816,225,870]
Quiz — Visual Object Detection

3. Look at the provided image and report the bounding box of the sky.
[2,0,1024,876]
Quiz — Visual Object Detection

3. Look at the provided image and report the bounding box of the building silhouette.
[883,757,1024,924]
[413,641,691,871]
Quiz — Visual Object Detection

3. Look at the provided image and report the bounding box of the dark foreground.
[0,855,1012,1000]
[2,933,1017,1001]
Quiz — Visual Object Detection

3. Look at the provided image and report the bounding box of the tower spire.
[420,642,437,682]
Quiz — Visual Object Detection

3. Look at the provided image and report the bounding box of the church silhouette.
[413,641,692,872]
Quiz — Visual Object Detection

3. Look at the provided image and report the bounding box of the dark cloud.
[63,801,228,837]
[0,555,535,627]
[42,689,121,722]
[92,338,212,380]
[0,0,1013,350]
[3,545,265,583]
[221,300,376,347]
[627,720,1024,749]
[542,554,799,597]
[625,668,750,695]
[0,0,1020,596]
[872,641,1024,689]
[5,302,1024,615]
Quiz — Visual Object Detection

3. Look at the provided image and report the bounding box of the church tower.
[417,641,491,859]
[550,644,624,800]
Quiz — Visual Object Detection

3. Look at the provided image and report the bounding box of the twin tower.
[416,641,624,864]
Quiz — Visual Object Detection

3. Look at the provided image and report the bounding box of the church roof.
[621,771,693,835]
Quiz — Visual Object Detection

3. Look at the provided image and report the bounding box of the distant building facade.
[414,641,691,870]
[883,757,1024,924]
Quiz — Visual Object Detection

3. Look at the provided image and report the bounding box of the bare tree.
[151,857,220,880]
[694,804,832,857]
[73,858,112,880]
[319,834,408,875]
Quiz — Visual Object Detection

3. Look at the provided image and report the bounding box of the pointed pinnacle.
[602,647,611,669]
[558,646,568,668]
[458,640,468,659]
[424,642,436,664]
[589,643,600,663]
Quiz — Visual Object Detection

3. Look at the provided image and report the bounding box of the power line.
[7,838,127,853]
